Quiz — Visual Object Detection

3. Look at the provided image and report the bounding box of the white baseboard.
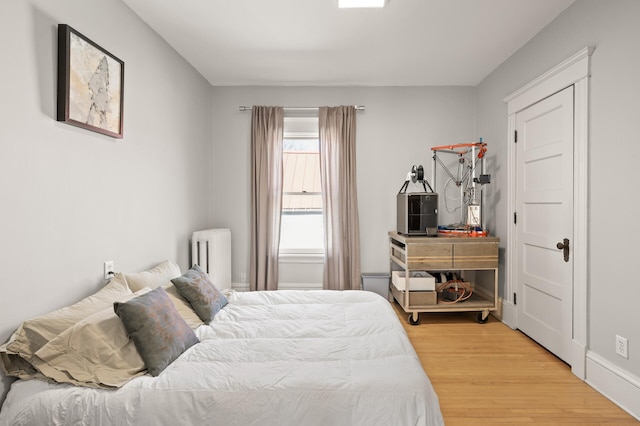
[571,340,586,380]
[585,351,640,421]
[500,298,517,329]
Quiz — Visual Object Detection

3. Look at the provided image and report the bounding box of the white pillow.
[123,260,181,292]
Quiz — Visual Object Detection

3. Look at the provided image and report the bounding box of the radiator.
[191,228,232,290]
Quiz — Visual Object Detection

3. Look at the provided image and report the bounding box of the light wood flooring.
[393,303,638,425]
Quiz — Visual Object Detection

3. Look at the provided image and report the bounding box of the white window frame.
[279,116,324,258]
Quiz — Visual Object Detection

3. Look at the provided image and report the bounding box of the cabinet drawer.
[406,243,453,269]
[453,242,498,268]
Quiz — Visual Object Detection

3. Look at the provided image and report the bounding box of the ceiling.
[122,0,574,87]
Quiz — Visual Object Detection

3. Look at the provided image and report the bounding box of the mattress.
[0,290,443,426]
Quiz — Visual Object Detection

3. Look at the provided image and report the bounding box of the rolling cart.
[389,231,499,325]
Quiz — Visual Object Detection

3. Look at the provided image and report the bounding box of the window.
[279,117,323,254]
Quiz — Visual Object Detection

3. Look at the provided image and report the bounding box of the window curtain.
[319,106,361,291]
[250,106,284,291]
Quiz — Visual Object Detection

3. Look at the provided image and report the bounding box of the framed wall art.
[57,24,124,138]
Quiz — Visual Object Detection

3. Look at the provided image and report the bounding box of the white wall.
[0,0,213,402]
[476,0,640,412]
[210,86,477,286]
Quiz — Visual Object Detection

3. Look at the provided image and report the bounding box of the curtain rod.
[238,105,365,112]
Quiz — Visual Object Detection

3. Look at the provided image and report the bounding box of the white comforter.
[0,290,443,426]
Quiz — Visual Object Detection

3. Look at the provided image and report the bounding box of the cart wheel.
[476,312,489,324]
[408,313,420,326]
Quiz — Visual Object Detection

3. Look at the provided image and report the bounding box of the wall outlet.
[240,272,246,282]
[615,335,629,359]
[104,261,115,280]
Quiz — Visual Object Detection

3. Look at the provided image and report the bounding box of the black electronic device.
[397,192,438,236]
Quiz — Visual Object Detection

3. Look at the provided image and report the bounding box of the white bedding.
[0,290,443,426]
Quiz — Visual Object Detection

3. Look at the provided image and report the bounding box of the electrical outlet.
[240,272,246,282]
[615,335,629,359]
[104,261,115,280]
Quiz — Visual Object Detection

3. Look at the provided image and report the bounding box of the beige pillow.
[0,273,131,379]
[163,284,204,329]
[123,260,181,292]
[32,289,151,388]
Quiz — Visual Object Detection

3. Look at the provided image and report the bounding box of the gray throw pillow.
[171,264,228,323]
[114,287,199,376]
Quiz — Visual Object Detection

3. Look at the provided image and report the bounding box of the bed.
[0,261,443,426]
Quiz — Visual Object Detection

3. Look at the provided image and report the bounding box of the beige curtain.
[250,106,284,291]
[319,106,361,290]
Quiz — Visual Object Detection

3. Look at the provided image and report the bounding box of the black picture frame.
[57,24,124,138]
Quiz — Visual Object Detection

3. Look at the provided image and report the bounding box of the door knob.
[556,238,570,262]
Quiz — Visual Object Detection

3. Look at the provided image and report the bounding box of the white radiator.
[191,228,232,290]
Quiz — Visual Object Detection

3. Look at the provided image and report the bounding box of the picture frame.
[57,24,124,138]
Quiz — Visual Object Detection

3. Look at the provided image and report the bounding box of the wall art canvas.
[57,24,124,138]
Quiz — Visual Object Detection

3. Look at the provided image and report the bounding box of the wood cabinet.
[389,231,499,324]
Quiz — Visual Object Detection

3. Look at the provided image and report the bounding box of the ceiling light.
[338,0,387,8]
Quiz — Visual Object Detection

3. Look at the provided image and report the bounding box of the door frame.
[503,47,592,379]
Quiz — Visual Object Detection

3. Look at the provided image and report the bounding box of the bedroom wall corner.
[0,0,213,404]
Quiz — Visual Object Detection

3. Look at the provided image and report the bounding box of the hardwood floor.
[393,303,638,425]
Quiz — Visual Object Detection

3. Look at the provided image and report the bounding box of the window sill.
[279,252,325,264]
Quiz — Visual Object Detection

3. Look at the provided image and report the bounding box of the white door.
[515,86,574,363]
